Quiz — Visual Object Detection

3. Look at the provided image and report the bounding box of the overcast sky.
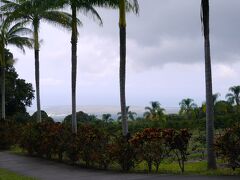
[10,0,240,111]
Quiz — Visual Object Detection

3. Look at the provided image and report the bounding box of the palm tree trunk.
[0,66,5,120]
[1,44,5,120]
[33,19,41,122]
[71,4,78,134]
[119,0,128,136]
[236,96,239,106]
[202,0,217,169]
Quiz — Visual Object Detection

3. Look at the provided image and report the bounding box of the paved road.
[0,151,239,180]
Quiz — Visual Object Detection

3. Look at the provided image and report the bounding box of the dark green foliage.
[0,64,34,120]
[19,122,41,155]
[0,121,18,149]
[191,130,206,160]
[31,110,54,122]
[65,133,80,163]
[63,111,99,124]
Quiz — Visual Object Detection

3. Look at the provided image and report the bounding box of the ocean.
[28,105,179,122]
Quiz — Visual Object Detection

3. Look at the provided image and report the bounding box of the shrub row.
[1,121,192,172]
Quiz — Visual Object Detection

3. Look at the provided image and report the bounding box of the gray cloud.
[88,0,240,69]
[12,0,240,108]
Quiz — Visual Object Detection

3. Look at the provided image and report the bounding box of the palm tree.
[118,0,138,136]
[144,101,165,121]
[1,0,73,122]
[201,0,217,169]
[102,113,113,123]
[119,0,128,136]
[179,98,197,119]
[55,0,105,134]
[118,106,137,121]
[0,20,33,120]
[225,86,240,106]
[59,0,95,134]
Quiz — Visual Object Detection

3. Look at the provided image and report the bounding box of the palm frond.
[8,36,33,53]
[7,20,32,35]
[86,0,139,14]
[41,10,80,30]
[76,2,103,26]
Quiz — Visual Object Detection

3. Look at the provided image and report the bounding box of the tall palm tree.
[119,0,127,136]
[179,98,197,118]
[1,0,73,122]
[117,106,137,121]
[0,20,33,120]
[118,0,138,136]
[201,0,217,169]
[56,0,104,134]
[225,86,240,106]
[57,0,138,134]
[144,101,165,121]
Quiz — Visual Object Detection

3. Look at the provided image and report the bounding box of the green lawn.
[0,168,36,180]
[135,161,240,175]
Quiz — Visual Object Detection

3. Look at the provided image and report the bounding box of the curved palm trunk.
[202,0,217,169]
[33,18,41,122]
[119,0,128,136]
[71,3,78,134]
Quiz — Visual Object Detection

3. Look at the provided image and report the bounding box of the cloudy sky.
[10,0,240,112]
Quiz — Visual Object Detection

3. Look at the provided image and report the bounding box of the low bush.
[215,124,240,170]
[131,128,170,172]
[110,134,136,171]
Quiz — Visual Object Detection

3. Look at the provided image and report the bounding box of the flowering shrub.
[38,122,66,159]
[110,134,136,171]
[215,124,240,170]
[131,128,170,172]
[78,125,110,167]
